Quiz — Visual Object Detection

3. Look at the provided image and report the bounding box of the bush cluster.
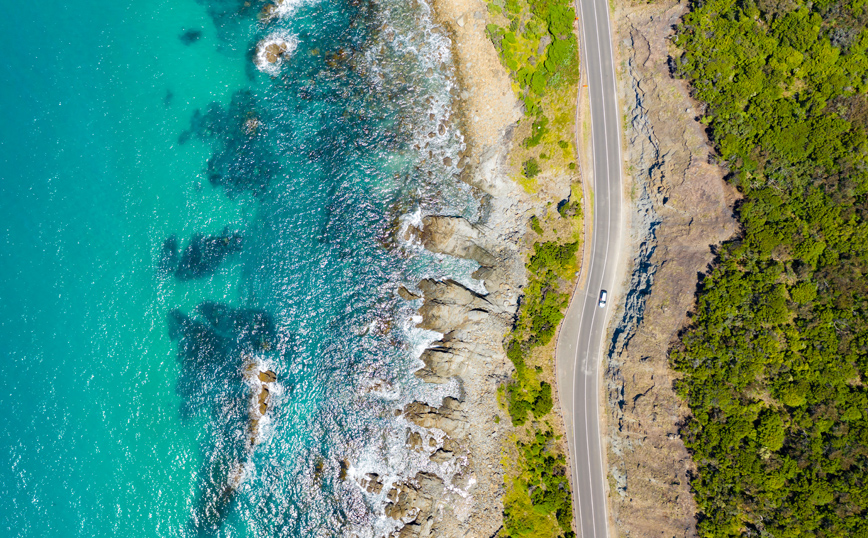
[673,0,868,536]
[499,235,579,537]
[487,0,578,113]
[503,429,575,538]
[486,0,579,181]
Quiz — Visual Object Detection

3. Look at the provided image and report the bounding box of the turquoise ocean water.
[0,0,477,535]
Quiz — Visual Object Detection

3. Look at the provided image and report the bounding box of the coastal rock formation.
[415,333,490,384]
[244,362,278,448]
[415,278,499,333]
[388,98,542,536]
[406,215,497,266]
[254,34,297,75]
[404,398,468,438]
[370,0,588,535]
[601,1,739,536]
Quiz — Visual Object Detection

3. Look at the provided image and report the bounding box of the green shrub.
[528,240,579,274]
[671,0,868,534]
[524,157,541,178]
[525,115,550,148]
[504,0,522,14]
[531,215,544,234]
[532,382,554,417]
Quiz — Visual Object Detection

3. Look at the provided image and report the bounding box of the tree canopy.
[673,0,868,536]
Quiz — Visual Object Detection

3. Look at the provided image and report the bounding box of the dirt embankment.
[603,1,739,537]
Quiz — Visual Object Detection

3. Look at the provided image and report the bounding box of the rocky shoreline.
[375,0,569,535]
[387,114,529,536]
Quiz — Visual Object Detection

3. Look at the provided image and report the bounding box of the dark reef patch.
[179,90,279,198]
[175,229,244,281]
[158,235,179,277]
[158,229,242,280]
[179,29,203,45]
[168,302,282,534]
[168,303,275,417]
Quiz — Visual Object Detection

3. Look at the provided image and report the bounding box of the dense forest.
[672,0,868,536]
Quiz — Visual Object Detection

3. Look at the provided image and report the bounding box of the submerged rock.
[173,229,243,281]
[179,29,202,45]
[254,33,297,75]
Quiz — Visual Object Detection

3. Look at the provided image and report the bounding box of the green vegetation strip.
[483,1,583,535]
[673,0,868,536]
[499,237,578,538]
[486,0,580,186]
[496,194,583,537]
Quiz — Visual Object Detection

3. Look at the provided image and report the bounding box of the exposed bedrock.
[389,206,525,537]
[376,0,541,530]
[384,472,447,532]
[391,204,528,536]
[404,397,468,438]
[415,332,491,384]
[412,215,498,266]
[415,278,503,333]
[602,2,739,537]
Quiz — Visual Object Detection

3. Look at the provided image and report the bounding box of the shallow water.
[0,0,476,535]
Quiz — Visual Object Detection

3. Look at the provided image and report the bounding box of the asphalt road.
[556,0,624,537]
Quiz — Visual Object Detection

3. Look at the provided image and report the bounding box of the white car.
[598,290,607,308]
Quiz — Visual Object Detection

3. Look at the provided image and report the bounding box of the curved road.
[557,0,624,537]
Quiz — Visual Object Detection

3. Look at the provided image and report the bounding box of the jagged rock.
[403,398,467,438]
[254,35,296,74]
[441,436,461,453]
[416,279,495,333]
[397,286,421,301]
[411,216,497,266]
[258,385,269,415]
[264,42,288,63]
[384,472,446,523]
[415,344,464,383]
[415,332,493,383]
[407,431,425,451]
[430,449,453,464]
[362,473,384,494]
[258,370,277,383]
[398,520,422,538]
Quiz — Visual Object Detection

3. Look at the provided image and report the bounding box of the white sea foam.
[271,0,314,19]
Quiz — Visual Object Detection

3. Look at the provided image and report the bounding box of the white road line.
[572,1,593,530]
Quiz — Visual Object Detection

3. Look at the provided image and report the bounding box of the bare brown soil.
[603,1,740,537]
